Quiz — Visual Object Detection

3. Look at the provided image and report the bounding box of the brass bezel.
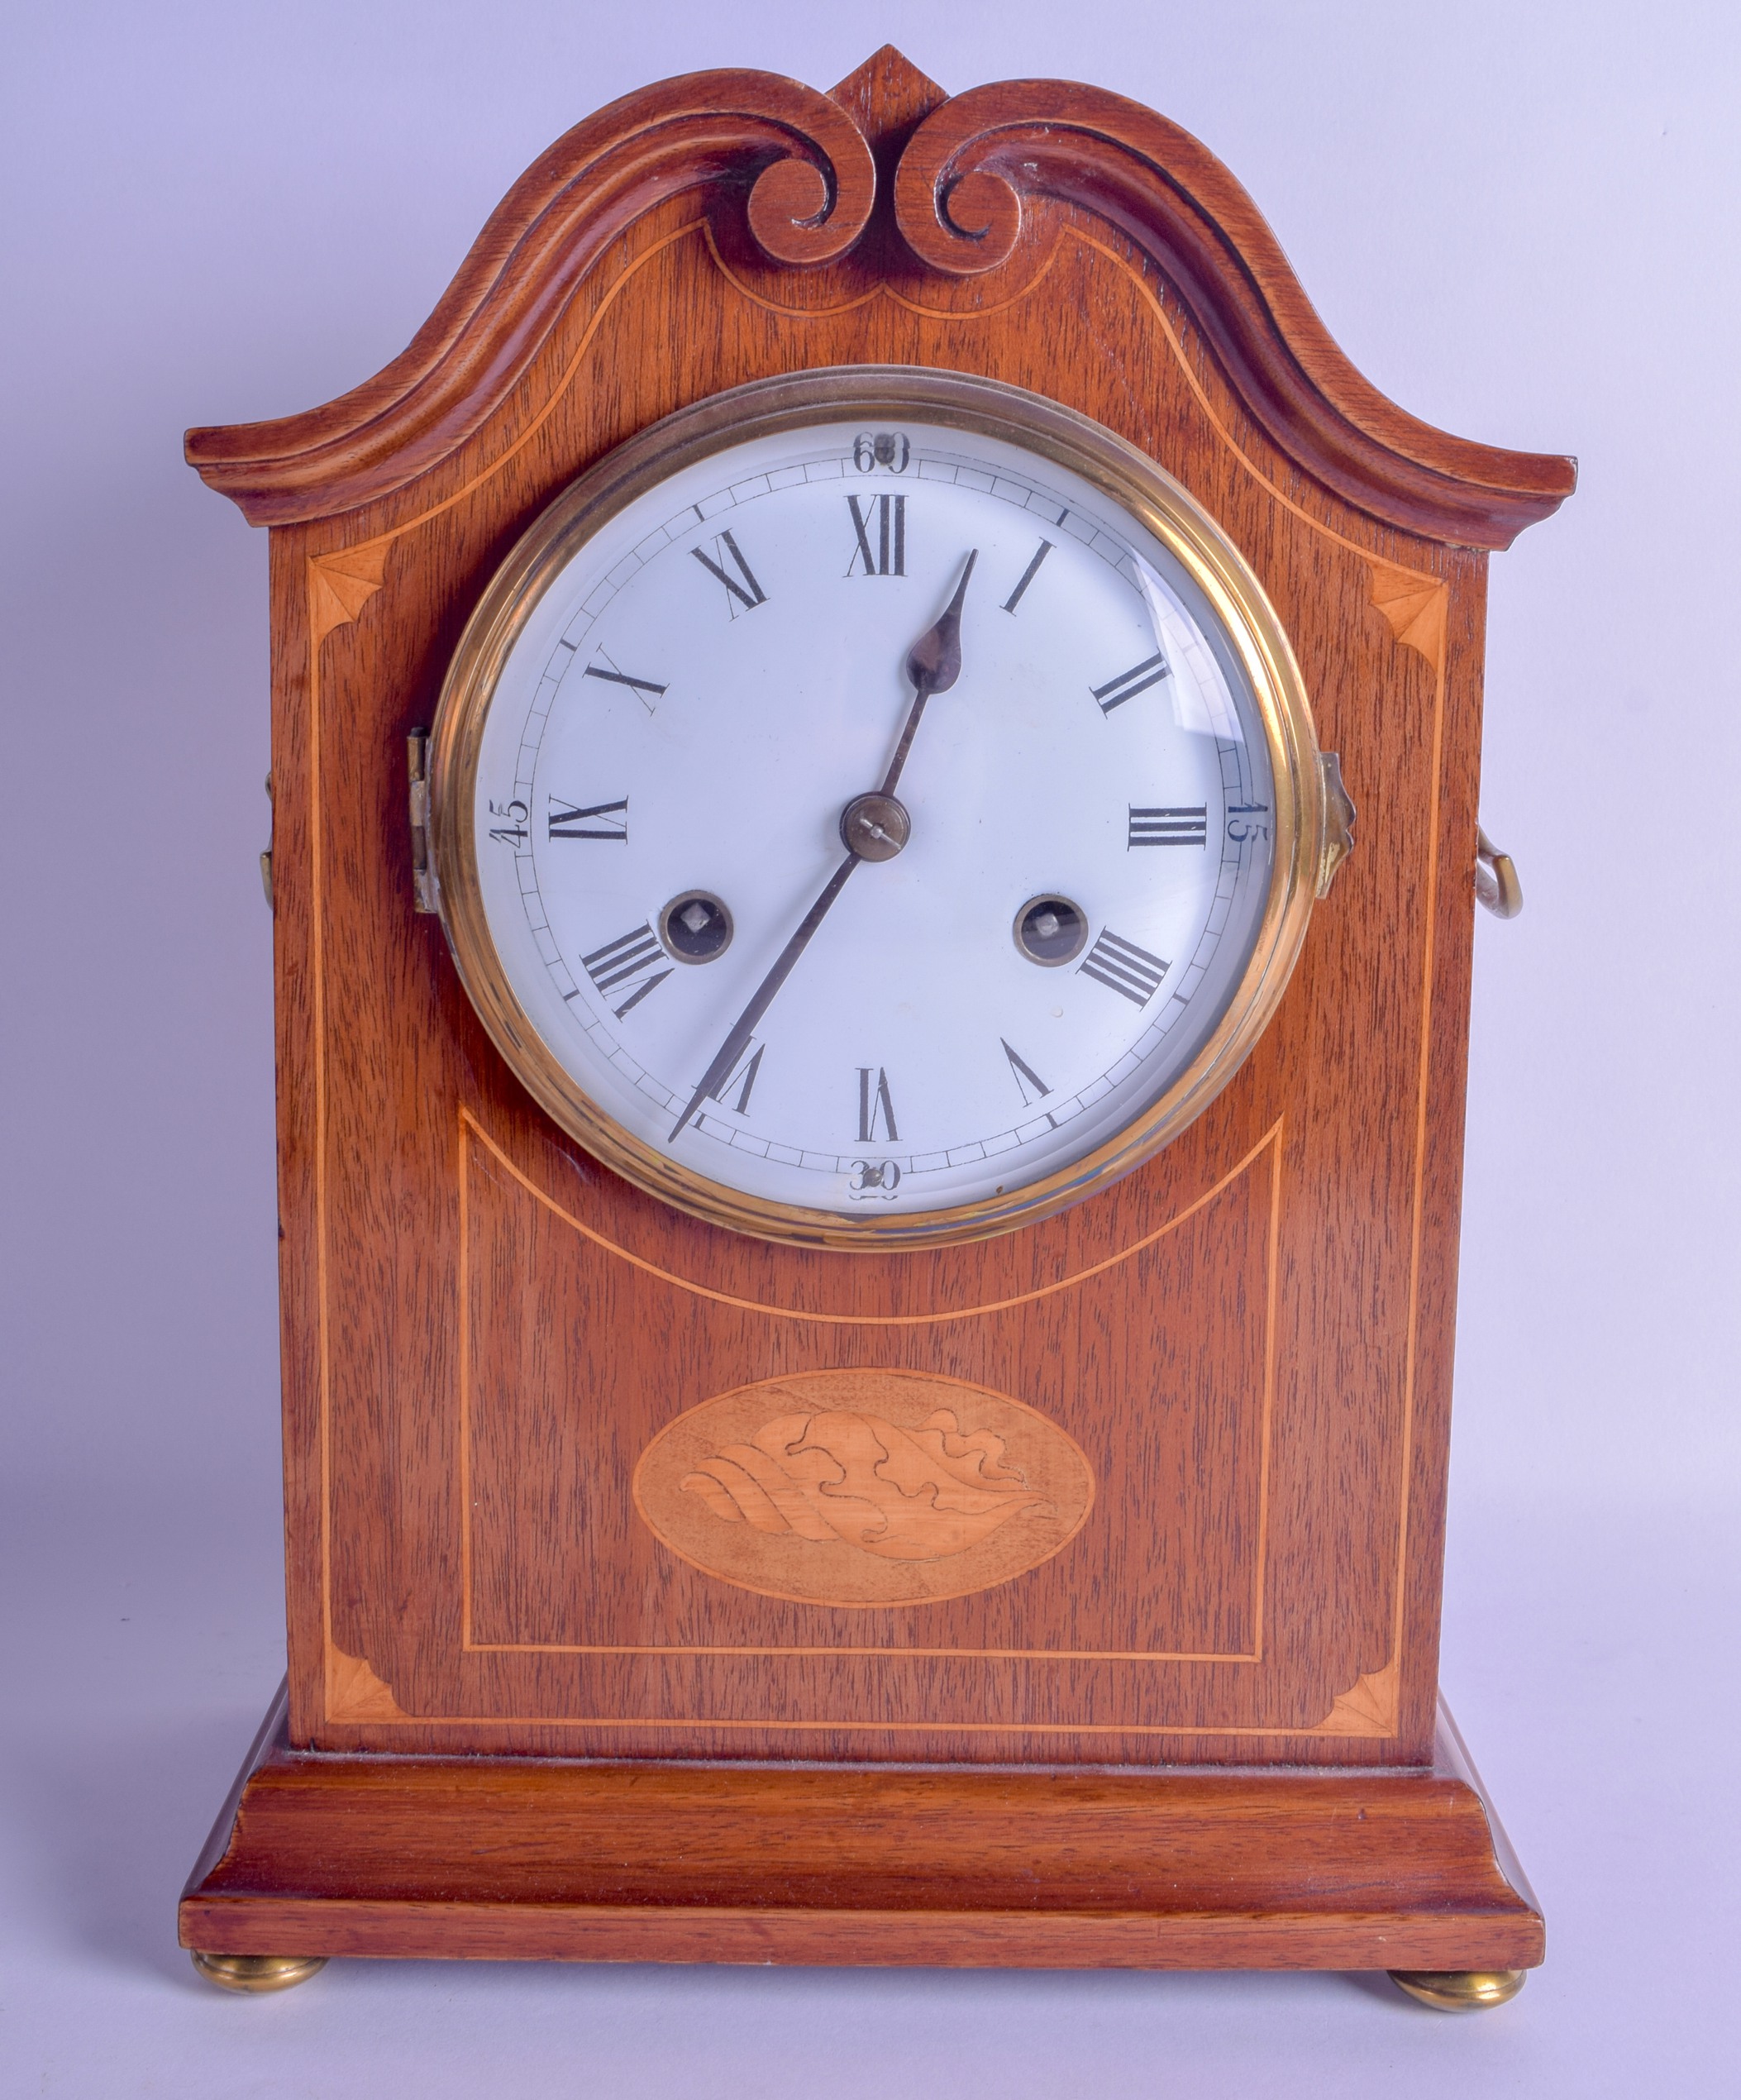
[429,367,1325,1250]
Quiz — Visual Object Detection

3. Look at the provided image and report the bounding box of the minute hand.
[667,551,979,1146]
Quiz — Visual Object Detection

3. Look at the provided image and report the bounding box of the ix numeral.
[582,660,667,708]
[1093,649,1171,714]
[1080,929,1170,1006]
[691,530,768,615]
[1128,804,1207,848]
[846,494,906,577]
[576,924,671,1018]
[856,1066,899,1143]
[547,795,628,842]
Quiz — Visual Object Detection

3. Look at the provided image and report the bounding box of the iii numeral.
[856,1066,899,1143]
[846,494,906,577]
[1000,1038,1052,1107]
[1093,650,1171,714]
[1128,804,1207,848]
[1080,929,1170,1006]
[576,924,671,1019]
[547,795,628,842]
[691,529,767,616]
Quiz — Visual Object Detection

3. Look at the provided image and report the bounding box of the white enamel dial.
[438,379,1314,1239]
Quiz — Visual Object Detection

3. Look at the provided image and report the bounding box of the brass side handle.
[260,772,274,910]
[1315,752,1356,896]
[1475,824,1522,919]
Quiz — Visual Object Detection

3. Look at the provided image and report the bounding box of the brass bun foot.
[1389,1968,1527,2012]
[189,1950,328,1993]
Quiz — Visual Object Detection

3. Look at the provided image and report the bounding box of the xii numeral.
[1128,804,1207,848]
[547,795,627,842]
[1093,650,1171,714]
[691,529,767,616]
[1080,929,1170,1006]
[846,494,906,577]
[576,924,671,1019]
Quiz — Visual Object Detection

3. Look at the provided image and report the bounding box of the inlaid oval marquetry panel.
[633,1370,1095,1607]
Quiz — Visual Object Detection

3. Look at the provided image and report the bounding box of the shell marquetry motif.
[681,1408,1051,1562]
[635,1371,1095,1607]
[308,543,389,646]
[1369,561,1450,672]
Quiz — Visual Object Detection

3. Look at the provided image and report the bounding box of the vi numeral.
[846,494,906,577]
[1079,928,1170,1006]
[856,1066,899,1143]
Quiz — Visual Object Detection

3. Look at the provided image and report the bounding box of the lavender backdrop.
[2,3,1737,2093]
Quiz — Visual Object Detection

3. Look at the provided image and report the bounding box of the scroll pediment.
[186,47,1572,547]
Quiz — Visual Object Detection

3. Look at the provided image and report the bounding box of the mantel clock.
[178,50,1572,2006]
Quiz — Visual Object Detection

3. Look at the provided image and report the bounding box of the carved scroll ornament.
[185,50,1573,546]
[184,71,875,523]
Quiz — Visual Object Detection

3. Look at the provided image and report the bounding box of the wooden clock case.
[179,50,1573,1979]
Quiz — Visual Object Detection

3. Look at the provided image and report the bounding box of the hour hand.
[878,549,976,799]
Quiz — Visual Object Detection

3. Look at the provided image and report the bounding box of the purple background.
[3,2,1737,2093]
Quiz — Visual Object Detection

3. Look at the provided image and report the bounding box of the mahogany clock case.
[178,49,1572,1973]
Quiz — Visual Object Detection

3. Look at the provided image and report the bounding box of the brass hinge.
[1315,751,1356,896]
[407,731,440,914]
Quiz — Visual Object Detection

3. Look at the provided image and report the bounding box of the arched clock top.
[184,48,1573,548]
[182,69,875,526]
[893,79,1575,548]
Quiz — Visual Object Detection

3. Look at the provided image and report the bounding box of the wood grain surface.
[180,1684,1543,1970]
[187,50,1570,1772]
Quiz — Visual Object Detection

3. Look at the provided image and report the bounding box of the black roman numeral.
[846,494,906,577]
[1093,649,1171,714]
[547,795,627,842]
[1000,1038,1052,1106]
[1079,929,1170,1006]
[857,1066,899,1143]
[691,530,767,615]
[578,924,671,1018]
[708,1042,764,1117]
[1001,538,1054,613]
[1128,804,1207,847]
[582,661,667,706]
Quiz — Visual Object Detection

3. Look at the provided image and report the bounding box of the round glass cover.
[432,372,1319,1244]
